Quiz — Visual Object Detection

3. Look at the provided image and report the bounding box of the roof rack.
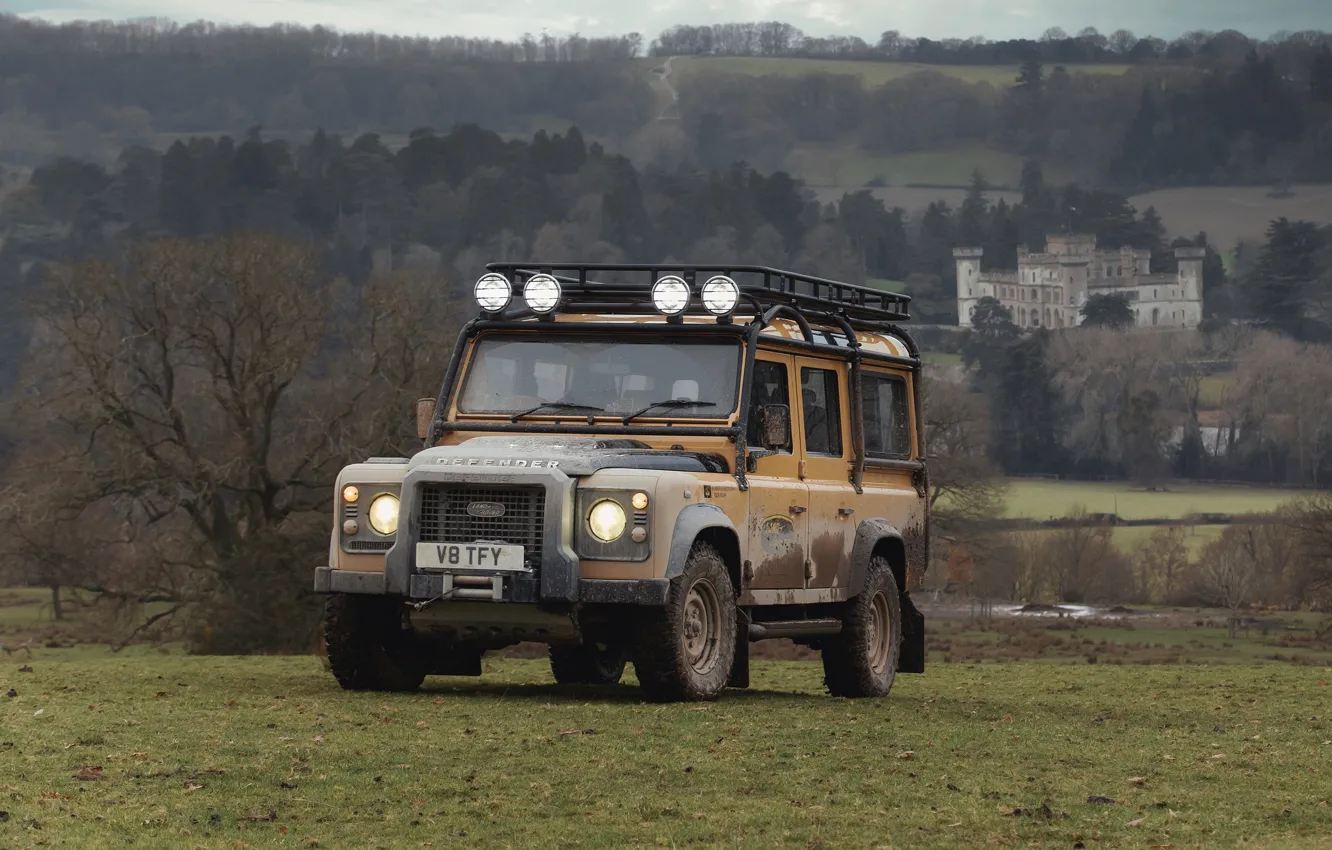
[483,262,911,328]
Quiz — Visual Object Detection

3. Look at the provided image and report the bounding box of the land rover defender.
[315,263,929,701]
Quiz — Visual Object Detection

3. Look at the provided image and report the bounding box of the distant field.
[1003,478,1302,520]
[1123,184,1332,248]
[1021,522,1227,555]
[666,56,1132,88]
[4,655,1331,848]
[1199,373,1237,408]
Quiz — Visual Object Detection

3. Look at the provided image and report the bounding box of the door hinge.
[804,559,814,581]
[798,459,807,479]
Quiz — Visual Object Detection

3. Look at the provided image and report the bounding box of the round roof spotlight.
[474,273,512,313]
[651,275,691,316]
[523,273,562,314]
[701,275,740,316]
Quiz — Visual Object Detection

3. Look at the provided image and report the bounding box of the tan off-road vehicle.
[315,263,929,701]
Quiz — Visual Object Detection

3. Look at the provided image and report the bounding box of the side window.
[747,359,791,452]
[863,374,911,459]
[800,367,842,457]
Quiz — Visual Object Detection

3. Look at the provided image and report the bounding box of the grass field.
[666,56,1132,88]
[1130,184,1332,251]
[3,654,1331,848]
[1002,479,1300,521]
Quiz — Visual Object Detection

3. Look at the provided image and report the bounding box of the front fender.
[664,502,739,580]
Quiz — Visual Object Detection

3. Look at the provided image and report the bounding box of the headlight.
[587,499,627,542]
[651,276,690,316]
[475,273,512,312]
[367,494,400,535]
[701,275,739,315]
[524,273,562,314]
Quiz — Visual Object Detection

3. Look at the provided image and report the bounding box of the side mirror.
[757,404,791,451]
[415,398,437,441]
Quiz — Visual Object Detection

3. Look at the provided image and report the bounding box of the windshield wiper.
[509,400,605,423]
[621,399,717,425]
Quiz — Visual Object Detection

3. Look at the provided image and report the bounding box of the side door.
[743,353,810,592]
[796,357,857,591]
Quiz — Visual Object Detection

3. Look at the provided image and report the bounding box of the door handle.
[838,507,855,516]
[789,505,807,514]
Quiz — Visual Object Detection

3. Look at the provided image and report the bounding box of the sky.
[10,0,1331,43]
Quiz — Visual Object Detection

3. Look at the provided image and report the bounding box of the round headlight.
[701,275,739,315]
[367,494,400,536]
[524,274,562,314]
[587,499,627,543]
[631,491,649,511]
[475,273,512,312]
[651,276,691,316]
[342,485,359,504]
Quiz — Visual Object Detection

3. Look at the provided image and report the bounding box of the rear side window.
[863,374,911,459]
[800,367,843,457]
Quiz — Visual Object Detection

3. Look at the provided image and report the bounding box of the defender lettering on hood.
[435,457,561,469]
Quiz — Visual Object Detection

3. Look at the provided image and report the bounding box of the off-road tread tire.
[631,542,737,703]
[822,556,902,698]
[548,644,627,685]
[324,594,428,692]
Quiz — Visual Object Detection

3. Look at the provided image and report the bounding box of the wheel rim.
[867,591,892,675]
[593,643,624,679]
[682,578,722,675]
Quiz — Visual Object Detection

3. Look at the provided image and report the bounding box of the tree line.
[679,49,1332,188]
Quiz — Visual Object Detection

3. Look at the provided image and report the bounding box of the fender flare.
[847,517,905,598]
[664,503,740,580]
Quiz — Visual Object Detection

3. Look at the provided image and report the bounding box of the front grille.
[347,540,393,552]
[418,484,545,569]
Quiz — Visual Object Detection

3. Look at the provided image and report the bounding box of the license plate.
[416,542,527,571]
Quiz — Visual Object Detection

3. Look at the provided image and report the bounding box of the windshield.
[458,335,742,419]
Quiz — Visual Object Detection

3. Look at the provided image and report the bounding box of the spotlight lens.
[342,485,359,503]
[474,273,512,312]
[652,276,691,316]
[367,494,400,536]
[524,274,562,314]
[701,275,739,315]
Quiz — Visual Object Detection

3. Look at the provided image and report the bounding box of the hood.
[408,437,729,476]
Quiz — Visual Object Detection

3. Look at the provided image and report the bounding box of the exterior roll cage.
[424,263,925,494]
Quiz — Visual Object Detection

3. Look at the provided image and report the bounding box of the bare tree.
[1197,535,1257,638]
[1043,505,1123,603]
[14,233,457,650]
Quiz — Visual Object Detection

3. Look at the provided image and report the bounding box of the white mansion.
[955,234,1205,330]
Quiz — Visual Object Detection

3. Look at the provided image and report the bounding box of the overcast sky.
[11,0,1330,43]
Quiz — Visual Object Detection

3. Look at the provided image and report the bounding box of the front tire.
[822,556,902,698]
[324,594,428,692]
[631,542,737,702]
[549,642,627,685]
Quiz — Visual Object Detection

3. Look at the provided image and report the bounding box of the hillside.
[661,55,1132,87]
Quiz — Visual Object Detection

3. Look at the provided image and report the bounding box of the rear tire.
[822,556,902,698]
[631,542,737,702]
[548,642,627,685]
[324,594,428,692]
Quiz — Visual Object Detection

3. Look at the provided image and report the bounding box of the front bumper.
[313,567,669,605]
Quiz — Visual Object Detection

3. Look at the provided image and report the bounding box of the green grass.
[866,277,905,293]
[930,610,1332,666]
[922,351,964,369]
[1199,374,1236,409]
[1003,479,1301,521]
[4,655,1331,848]
[667,57,1131,88]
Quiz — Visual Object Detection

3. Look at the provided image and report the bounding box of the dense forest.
[2,16,1330,188]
